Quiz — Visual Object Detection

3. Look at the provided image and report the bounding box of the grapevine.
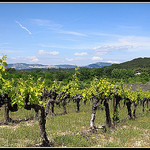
[0,55,150,146]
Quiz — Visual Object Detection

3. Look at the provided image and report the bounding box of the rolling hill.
[107,57,150,69]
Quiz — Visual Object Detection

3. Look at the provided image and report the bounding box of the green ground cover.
[0,101,149,147]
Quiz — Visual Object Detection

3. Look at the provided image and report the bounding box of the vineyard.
[0,55,150,147]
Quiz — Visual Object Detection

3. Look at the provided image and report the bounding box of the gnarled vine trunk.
[39,106,51,147]
[62,99,67,114]
[113,94,121,123]
[145,98,149,109]
[24,97,52,147]
[147,99,149,109]
[142,98,146,112]
[133,102,138,118]
[104,98,112,127]
[50,102,55,116]
[34,109,39,119]
[126,99,132,120]
[76,100,80,113]
[4,104,12,123]
[90,97,100,129]
[4,95,18,123]
[90,92,104,129]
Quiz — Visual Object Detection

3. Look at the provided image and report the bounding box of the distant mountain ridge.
[7,62,113,70]
[7,57,150,70]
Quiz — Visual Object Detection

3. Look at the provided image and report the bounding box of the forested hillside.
[109,57,150,69]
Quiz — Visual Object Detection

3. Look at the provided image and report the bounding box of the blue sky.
[0,2,150,66]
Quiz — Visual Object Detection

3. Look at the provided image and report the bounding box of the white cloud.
[38,50,59,55]
[27,56,39,62]
[74,52,88,56]
[117,35,150,49]
[91,56,103,61]
[65,58,74,61]
[106,60,120,64]
[93,44,133,55]
[92,35,150,55]
[16,21,32,35]
[65,57,87,62]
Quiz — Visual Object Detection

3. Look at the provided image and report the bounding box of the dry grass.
[0,101,149,147]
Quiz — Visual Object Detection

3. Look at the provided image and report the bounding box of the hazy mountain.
[7,62,112,70]
[84,62,112,68]
[55,64,78,69]
[7,57,150,70]
[7,63,56,70]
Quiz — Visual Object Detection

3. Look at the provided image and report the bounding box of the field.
[0,100,149,147]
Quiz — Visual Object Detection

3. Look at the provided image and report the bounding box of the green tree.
[140,72,149,83]
[78,68,92,81]
[111,69,134,79]
[56,71,66,81]
[45,72,54,81]
[103,67,114,78]
[91,68,104,78]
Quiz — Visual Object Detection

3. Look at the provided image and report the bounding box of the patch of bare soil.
[0,118,36,131]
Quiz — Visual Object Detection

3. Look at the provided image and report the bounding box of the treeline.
[5,66,150,85]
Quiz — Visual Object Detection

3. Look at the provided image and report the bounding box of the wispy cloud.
[58,30,87,37]
[65,57,87,64]
[0,42,9,45]
[74,52,88,56]
[65,58,74,61]
[39,43,73,49]
[92,35,150,56]
[39,43,91,50]
[0,49,23,54]
[93,44,134,55]
[0,50,17,54]
[31,18,86,37]
[38,50,59,55]
[16,21,32,35]
[118,25,141,30]
[31,19,62,30]
[117,35,150,49]
[10,56,39,62]
[90,32,121,38]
